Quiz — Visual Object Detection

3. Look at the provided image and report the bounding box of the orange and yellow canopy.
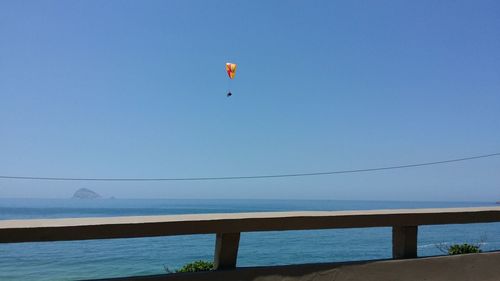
[225,63,237,79]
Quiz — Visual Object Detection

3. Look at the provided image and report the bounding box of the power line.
[0,152,499,182]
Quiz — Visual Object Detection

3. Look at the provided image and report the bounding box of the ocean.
[0,199,499,281]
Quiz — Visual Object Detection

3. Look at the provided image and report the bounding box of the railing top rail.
[1,207,499,243]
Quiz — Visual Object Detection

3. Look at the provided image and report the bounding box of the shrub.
[175,260,214,273]
[448,243,482,255]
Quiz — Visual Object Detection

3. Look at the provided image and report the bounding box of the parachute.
[226,63,236,97]
[226,63,237,79]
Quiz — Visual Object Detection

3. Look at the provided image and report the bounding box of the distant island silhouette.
[72,188,101,199]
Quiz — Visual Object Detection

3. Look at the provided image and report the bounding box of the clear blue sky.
[1,1,499,201]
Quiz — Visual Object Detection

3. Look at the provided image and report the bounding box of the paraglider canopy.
[226,63,237,79]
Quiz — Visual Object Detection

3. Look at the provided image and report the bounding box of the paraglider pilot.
[225,63,236,97]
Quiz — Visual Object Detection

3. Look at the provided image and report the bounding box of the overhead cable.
[1,152,499,182]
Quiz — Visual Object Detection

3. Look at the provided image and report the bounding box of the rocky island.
[72,188,101,199]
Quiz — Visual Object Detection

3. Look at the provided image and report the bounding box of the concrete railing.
[1,207,500,273]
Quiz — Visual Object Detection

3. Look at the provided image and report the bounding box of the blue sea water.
[0,199,499,281]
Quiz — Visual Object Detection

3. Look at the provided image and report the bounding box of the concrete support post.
[214,232,240,270]
[392,226,418,259]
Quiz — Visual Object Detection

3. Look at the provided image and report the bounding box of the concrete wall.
[91,251,500,281]
[3,208,499,280]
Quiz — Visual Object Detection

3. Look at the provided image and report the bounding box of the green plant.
[175,260,214,273]
[447,243,482,255]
